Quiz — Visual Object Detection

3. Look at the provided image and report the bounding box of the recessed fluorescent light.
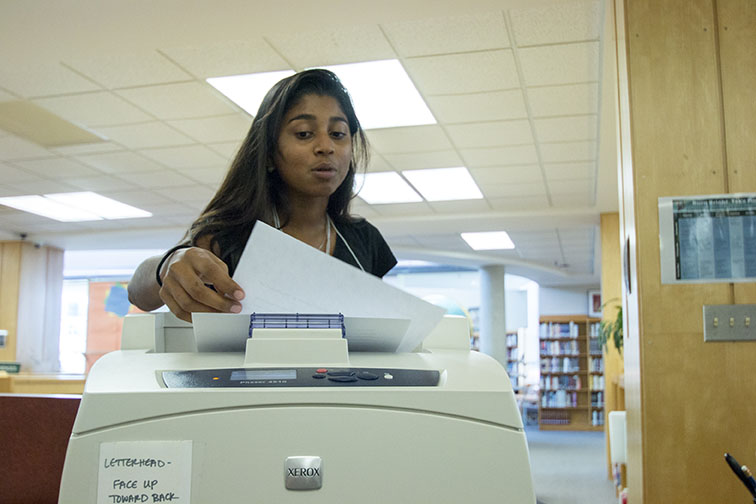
[0,192,151,222]
[206,60,436,129]
[0,195,102,222]
[402,167,483,201]
[207,70,296,116]
[319,60,436,129]
[45,192,152,219]
[461,231,516,250]
[354,172,423,204]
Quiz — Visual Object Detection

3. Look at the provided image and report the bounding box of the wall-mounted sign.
[659,194,756,284]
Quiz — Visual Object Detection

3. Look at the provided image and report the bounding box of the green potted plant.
[598,301,623,355]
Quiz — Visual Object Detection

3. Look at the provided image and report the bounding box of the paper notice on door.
[97,440,192,504]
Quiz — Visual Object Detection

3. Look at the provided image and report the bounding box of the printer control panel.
[161,367,440,388]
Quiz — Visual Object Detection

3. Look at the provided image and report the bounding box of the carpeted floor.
[525,427,618,504]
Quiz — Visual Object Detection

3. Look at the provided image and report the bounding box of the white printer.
[59,313,536,503]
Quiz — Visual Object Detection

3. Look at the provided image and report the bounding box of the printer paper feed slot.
[192,313,411,353]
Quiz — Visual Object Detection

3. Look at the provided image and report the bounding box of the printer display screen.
[230,369,297,381]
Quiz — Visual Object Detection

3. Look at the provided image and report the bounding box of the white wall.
[538,286,594,316]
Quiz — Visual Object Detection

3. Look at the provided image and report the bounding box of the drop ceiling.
[0,0,618,286]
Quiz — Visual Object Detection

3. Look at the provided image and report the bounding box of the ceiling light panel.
[402,167,483,201]
[0,192,152,222]
[207,70,296,117]
[354,172,422,204]
[319,59,436,129]
[461,231,515,251]
[0,195,102,222]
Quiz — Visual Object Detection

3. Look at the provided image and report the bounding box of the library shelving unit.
[538,315,604,431]
[505,330,521,392]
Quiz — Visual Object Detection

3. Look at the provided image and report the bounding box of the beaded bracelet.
[155,244,192,287]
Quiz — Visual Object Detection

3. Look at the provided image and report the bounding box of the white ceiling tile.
[348,202,380,219]
[7,179,78,195]
[95,122,194,149]
[479,181,546,198]
[0,163,42,183]
[76,151,168,174]
[0,88,18,102]
[99,189,173,207]
[116,82,238,120]
[447,120,533,149]
[426,90,527,123]
[12,158,99,179]
[0,135,53,160]
[154,185,216,204]
[267,25,396,68]
[535,115,597,142]
[0,63,101,97]
[206,141,242,159]
[518,42,599,87]
[404,50,519,95]
[382,11,510,57]
[66,175,137,192]
[33,92,153,127]
[551,192,595,207]
[142,202,198,218]
[365,154,394,172]
[385,235,422,248]
[544,162,595,180]
[117,170,199,189]
[488,194,550,211]
[460,145,538,167]
[470,165,543,185]
[64,51,192,88]
[527,83,598,117]
[167,114,251,143]
[427,200,491,213]
[362,201,433,216]
[540,141,596,162]
[139,145,227,169]
[50,142,122,155]
[182,167,227,187]
[367,125,452,154]
[509,0,601,46]
[161,40,292,79]
[381,150,463,170]
[548,178,594,195]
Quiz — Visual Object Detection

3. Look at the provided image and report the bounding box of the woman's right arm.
[127,244,245,322]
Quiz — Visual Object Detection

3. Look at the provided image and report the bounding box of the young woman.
[127,69,396,322]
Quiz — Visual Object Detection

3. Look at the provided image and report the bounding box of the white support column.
[479,265,507,366]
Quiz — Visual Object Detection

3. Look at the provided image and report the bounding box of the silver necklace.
[272,209,331,253]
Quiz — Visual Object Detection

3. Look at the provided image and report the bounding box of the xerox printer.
[58,312,536,503]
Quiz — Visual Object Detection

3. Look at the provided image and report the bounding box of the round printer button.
[327,375,358,383]
[312,374,327,379]
[316,368,328,374]
[356,371,379,380]
[327,370,355,377]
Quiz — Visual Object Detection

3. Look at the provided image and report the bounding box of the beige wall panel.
[641,331,756,502]
[601,212,624,478]
[0,242,21,362]
[718,0,756,193]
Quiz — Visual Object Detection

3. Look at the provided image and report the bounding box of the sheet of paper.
[192,313,411,353]
[231,221,444,352]
[97,440,192,504]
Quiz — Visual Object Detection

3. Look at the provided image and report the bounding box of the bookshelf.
[538,315,604,431]
[505,330,521,392]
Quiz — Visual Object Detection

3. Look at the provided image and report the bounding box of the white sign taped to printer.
[195,221,445,353]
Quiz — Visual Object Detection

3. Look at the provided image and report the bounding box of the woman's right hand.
[158,247,245,322]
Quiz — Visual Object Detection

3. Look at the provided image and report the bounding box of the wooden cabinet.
[538,315,604,431]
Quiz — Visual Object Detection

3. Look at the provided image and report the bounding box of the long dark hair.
[187,69,370,272]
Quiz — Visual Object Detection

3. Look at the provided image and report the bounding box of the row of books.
[539,322,579,339]
[507,347,519,360]
[541,390,578,408]
[505,333,518,347]
[540,339,580,356]
[590,374,605,390]
[540,357,580,373]
[591,409,605,426]
[588,356,604,372]
[591,391,604,407]
[540,410,571,425]
[589,322,601,337]
[540,374,582,391]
